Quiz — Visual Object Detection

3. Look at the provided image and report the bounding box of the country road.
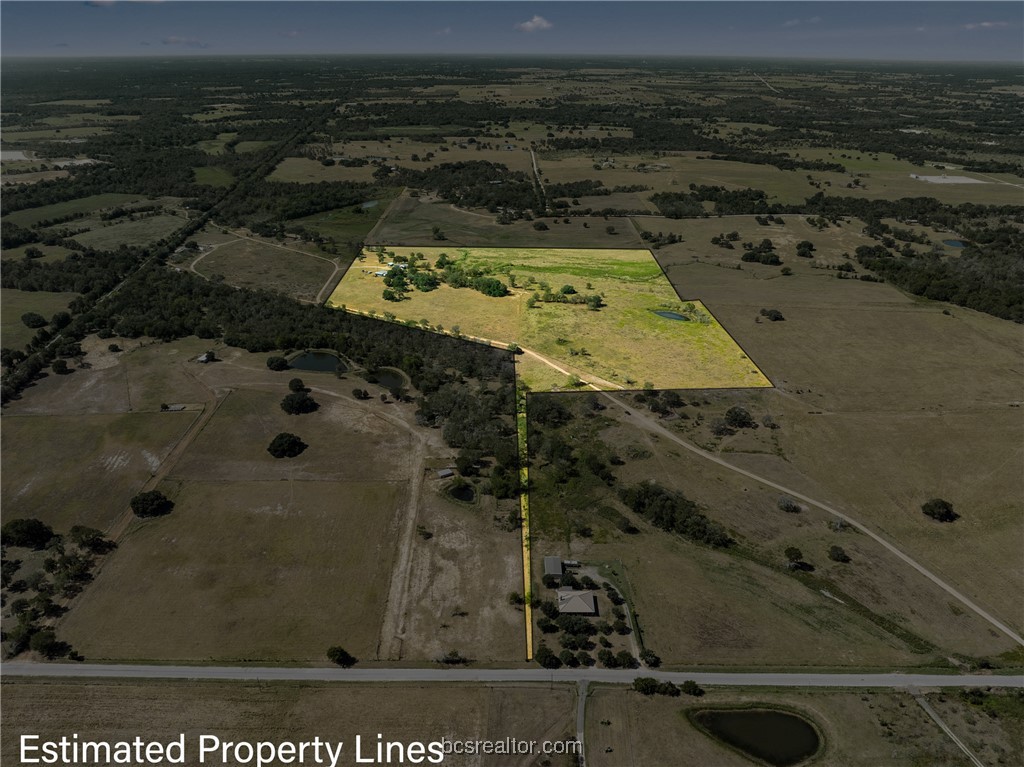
[3,663,1021,688]
[599,392,1024,648]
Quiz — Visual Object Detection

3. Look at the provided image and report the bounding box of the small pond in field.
[289,351,347,373]
[653,310,689,321]
[690,708,821,766]
[942,239,966,248]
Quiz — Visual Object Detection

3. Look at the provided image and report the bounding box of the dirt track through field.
[600,392,1024,648]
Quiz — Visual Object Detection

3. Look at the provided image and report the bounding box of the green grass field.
[0,288,78,349]
[2,193,144,227]
[269,157,379,183]
[193,166,234,187]
[194,132,237,155]
[327,246,770,391]
[1,126,110,142]
[0,243,75,264]
[288,190,400,242]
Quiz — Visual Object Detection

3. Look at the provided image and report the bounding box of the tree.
[724,406,755,429]
[130,490,173,518]
[605,225,617,235]
[533,221,549,231]
[51,360,70,375]
[280,391,318,414]
[784,546,803,563]
[2,518,55,550]
[266,356,289,371]
[633,677,659,695]
[535,644,561,669]
[680,680,705,697]
[326,646,357,667]
[828,545,851,563]
[760,308,785,321]
[288,377,308,392]
[922,498,959,523]
[639,648,661,668]
[29,629,68,660]
[21,312,47,329]
[267,432,308,458]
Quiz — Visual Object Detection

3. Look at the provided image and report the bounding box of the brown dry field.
[0,679,576,767]
[925,691,1024,765]
[371,192,642,248]
[585,686,972,767]
[647,220,1023,641]
[58,478,404,662]
[193,238,335,302]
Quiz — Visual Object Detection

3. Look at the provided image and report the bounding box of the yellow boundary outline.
[516,383,534,660]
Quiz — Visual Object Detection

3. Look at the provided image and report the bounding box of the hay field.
[193,166,234,187]
[1,679,576,767]
[2,192,143,227]
[585,686,970,767]
[194,238,335,302]
[71,214,184,251]
[327,246,770,391]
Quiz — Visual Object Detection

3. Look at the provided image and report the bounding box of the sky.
[1,1,1021,62]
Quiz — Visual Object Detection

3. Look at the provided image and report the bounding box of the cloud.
[161,36,209,49]
[436,27,452,36]
[515,15,552,33]
[963,21,1009,31]
[782,16,822,28]
[279,30,300,38]
[54,43,70,48]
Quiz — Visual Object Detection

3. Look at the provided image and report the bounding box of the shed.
[557,589,597,615]
[436,468,455,479]
[543,556,563,578]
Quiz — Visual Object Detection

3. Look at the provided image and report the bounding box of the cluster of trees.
[741,239,782,266]
[130,490,173,518]
[267,432,307,458]
[618,482,733,548]
[633,678,703,697]
[378,161,540,215]
[921,498,959,523]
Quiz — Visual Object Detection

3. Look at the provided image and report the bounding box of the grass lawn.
[328,246,770,391]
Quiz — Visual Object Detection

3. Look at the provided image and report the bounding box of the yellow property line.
[517,390,534,660]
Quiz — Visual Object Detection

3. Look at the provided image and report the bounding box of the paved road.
[600,392,1024,648]
[3,663,1021,688]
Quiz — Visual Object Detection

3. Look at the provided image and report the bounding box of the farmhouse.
[557,588,597,615]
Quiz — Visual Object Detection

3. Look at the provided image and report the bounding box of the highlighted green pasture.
[327,246,770,391]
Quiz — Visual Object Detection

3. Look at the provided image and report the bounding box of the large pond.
[652,310,690,321]
[691,708,821,766]
[942,239,966,248]
[289,351,347,373]
[449,483,476,503]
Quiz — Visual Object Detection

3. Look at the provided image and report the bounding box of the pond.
[942,239,966,248]
[449,483,476,503]
[690,708,821,767]
[364,368,405,390]
[289,351,347,373]
[652,310,690,321]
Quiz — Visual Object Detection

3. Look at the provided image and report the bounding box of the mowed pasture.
[0,412,196,532]
[328,246,770,391]
[0,243,75,263]
[269,157,379,183]
[1,288,78,349]
[370,192,644,248]
[651,225,1024,644]
[193,166,234,187]
[1,679,576,767]
[58,478,404,662]
[193,238,335,302]
[288,190,399,243]
[585,686,970,767]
